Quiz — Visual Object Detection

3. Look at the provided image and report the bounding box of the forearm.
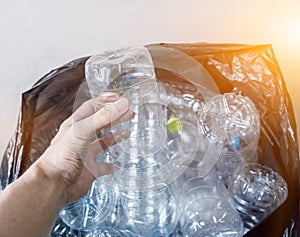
[0,160,67,237]
[0,96,130,236]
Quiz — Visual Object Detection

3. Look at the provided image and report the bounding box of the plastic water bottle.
[113,119,200,192]
[86,227,137,237]
[228,163,288,234]
[120,185,179,236]
[59,177,117,231]
[199,93,260,185]
[51,217,81,236]
[85,46,168,188]
[178,169,244,237]
[169,224,183,237]
[51,226,137,237]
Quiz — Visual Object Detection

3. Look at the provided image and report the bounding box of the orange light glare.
[276,13,300,48]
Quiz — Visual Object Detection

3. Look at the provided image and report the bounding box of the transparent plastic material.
[81,46,217,190]
[84,46,167,163]
[228,163,288,234]
[84,47,174,192]
[86,227,137,237]
[200,93,260,159]
[51,225,137,237]
[113,119,200,191]
[120,186,178,236]
[1,43,299,237]
[85,46,156,99]
[178,169,244,237]
[199,93,260,185]
[59,178,117,231]
[53,180,131,236]
[147,46,223,177]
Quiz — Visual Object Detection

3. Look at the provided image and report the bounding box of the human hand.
[36,94,133,205]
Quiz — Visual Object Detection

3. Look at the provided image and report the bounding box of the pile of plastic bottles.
[52,46,288,237]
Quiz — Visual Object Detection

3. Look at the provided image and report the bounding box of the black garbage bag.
[1,43,299,237]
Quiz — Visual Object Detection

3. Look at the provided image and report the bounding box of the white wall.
[1,0,300,160]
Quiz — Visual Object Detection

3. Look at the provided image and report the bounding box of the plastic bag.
[1,43,299,236]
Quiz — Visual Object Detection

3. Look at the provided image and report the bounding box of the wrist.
[33,156,68,208]
[0,154,68,237]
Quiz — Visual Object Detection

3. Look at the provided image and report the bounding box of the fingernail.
[115,98,129,113]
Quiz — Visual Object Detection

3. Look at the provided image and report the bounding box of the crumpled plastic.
[1,43,299,237]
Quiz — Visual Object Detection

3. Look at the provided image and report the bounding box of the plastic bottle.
[228,163,288,234]
[85,46,166,155]
[59,178,117,231]
[86,227,137,237]
[199,93,260,185]
[51,225,137,237]
[120,185,179,236]
[85,46,169,189]
[178,169,244,237]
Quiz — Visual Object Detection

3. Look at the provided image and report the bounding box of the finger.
[97,110,135,134]
[72,93,120,122]
[110,110,135,127]
[62,93,120,128]
[74,97,130,139]
[84,155,116,177]
[89,130,130,156]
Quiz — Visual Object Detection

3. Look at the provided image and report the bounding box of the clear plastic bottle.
[120,185,179,236]
[85,46,166,155]
[85,46,158,103]
[85,46,169,189]
[51,226,137,237]
[59,177,117,231]
[169,224,183,237]
[113,119,200,192]
[178,169,244,237]
[228,163,288,234]
[199,93,260,185]
[51,217,81,237]
[86,227,137,237]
